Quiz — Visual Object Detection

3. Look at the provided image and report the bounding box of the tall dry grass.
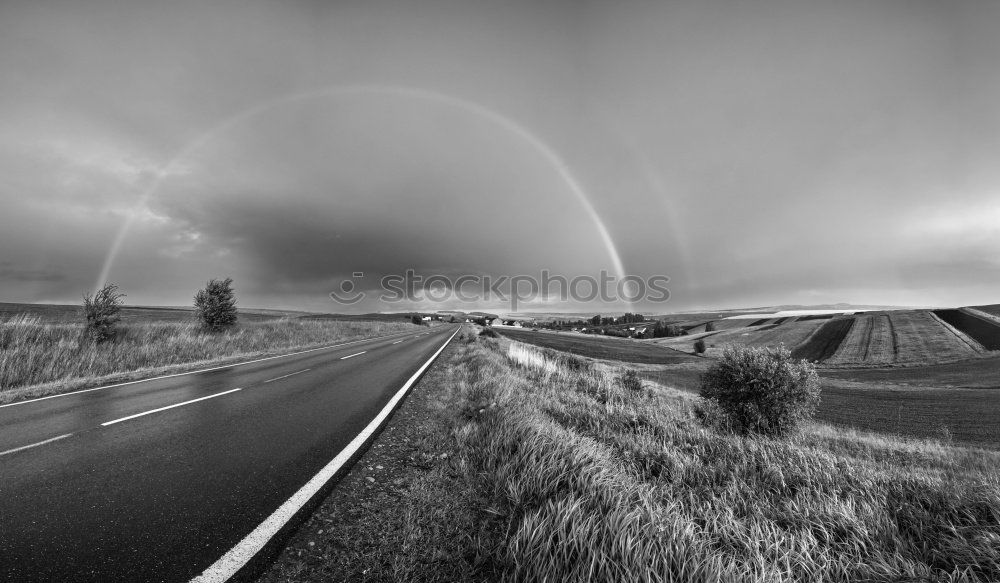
[435,336,1000,582]
[0,314,413,396]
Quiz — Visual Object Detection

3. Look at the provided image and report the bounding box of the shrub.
[699,344,820,436]
[194,278,238,330]
[411,315,424,326]
[705,321,717,332]
[692,397,734,432]
[82,283,125,343]
[693,338,706,354]
[479,327,498,338]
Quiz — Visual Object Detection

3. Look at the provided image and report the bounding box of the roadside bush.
[194,278,238,330]
[693,338,707,354]
[705,321,717,332]
[411,315,424,326]
[82,283,125,343]
[479,327,498,338]
[699,344,820,436]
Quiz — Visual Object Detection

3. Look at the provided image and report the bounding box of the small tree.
[194,277,238,330]
[705,321,717,332]
[83,282,125,342]
[411,315,423,326]
[693,338,707,354]
[699,344,820,436]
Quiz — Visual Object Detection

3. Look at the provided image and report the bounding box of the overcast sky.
[1,0,999,314]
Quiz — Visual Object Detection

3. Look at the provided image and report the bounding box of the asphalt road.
[0,324,459,582]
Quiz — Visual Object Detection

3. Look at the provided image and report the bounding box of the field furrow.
[864,315,896,363]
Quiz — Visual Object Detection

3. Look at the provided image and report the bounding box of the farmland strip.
[933,309,1000,350]
[890,310,981,363]
[790,317,854,362]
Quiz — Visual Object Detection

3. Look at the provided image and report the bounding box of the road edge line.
[189,326,461,583]
[0,329,417,410]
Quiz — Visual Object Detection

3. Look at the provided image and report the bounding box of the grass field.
[890,310,981,364]
[683,318,751,334]
[496,328,700,365]
[0,302,308,324]
[668,319,828,356]
[639,366,1000,449]
[825,353,1000,388]
[815,383,1000,447]
[743,318,825,349]
[0,315,416,403]
[360,332,1000,582]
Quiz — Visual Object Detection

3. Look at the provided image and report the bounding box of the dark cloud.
[1,0,999,312]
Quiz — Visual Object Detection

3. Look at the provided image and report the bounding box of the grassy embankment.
[0,314,415,403]
[310,329,999,582]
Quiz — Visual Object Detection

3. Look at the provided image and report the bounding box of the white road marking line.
[391,340,404,344]
[0,331,417,410]
[339,351,366,360]
[0,433,74,457]
[100,388,243,427]
[190,327,460,583]
[262,369,310,384]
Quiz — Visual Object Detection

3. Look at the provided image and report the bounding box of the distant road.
[0,325,459,582]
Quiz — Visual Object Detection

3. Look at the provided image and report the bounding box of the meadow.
[497,328,699,365]
[0,313,415,403]
[354,331,1000,582]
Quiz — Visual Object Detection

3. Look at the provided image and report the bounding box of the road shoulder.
[256,329,501,583]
